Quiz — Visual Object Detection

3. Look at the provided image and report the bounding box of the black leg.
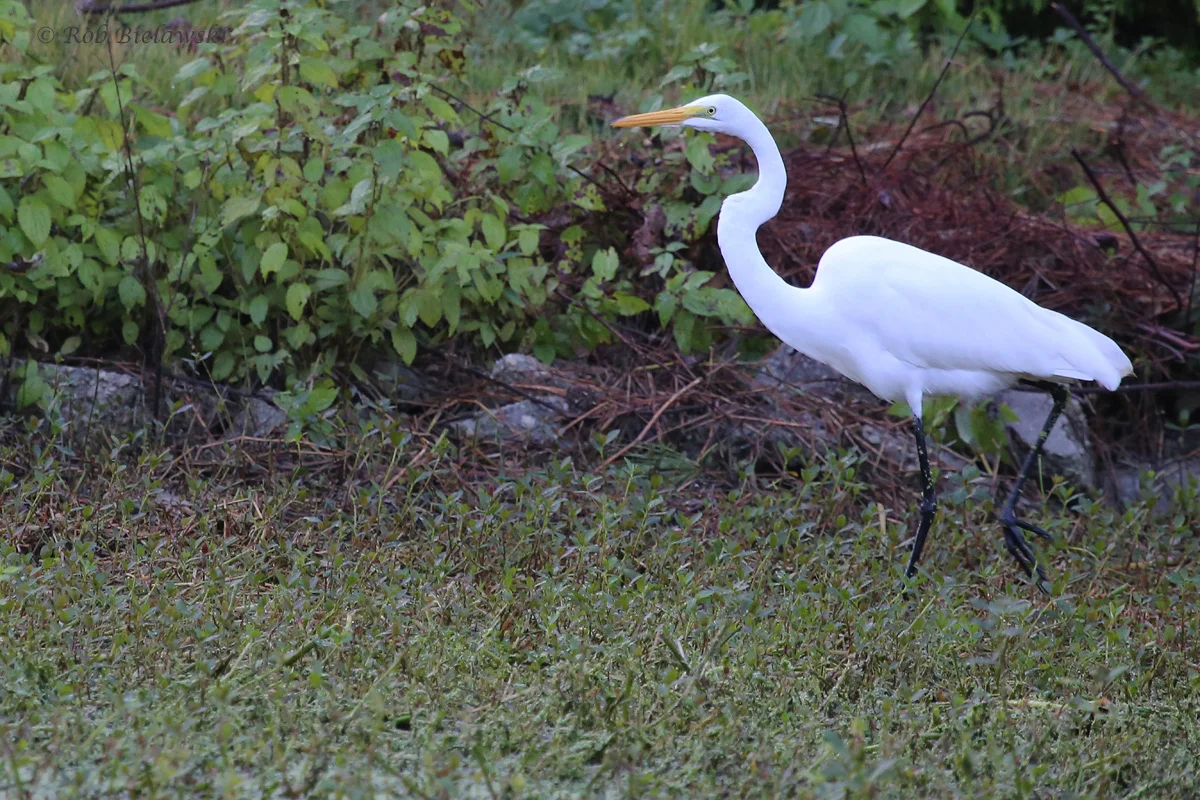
[904,416,938,579]
[998,384,1070,590]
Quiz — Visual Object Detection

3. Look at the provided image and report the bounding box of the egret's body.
[614,94,1132,587]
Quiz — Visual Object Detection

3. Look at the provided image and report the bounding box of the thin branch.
[1070,148,1183,308]
[77,0,201,15]
[817,93,866,185]
[106,37,167,419]
[1187,220,1199,325]
[429,83,633,198]
[882,4,979,171]
[601,374,704,468]
[1049,2,1153,109]
[424,347,562,414]
[1073,380,1200,394]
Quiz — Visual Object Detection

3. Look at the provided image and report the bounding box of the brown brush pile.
[757,132,1196,371]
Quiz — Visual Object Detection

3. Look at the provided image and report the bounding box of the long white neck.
[715,115,817,343]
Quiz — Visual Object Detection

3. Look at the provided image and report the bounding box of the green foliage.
[0,0,761,401]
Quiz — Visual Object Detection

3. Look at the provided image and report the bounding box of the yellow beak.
[610,105,705,128]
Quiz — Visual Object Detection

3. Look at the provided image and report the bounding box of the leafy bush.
[0,0,761,406]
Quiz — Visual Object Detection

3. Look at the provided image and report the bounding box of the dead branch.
[77,0,201,16]
[1049,2,1154,110]
[817,94,867,185]
[1070,148,1184,309]
[601,375,704,468]
[881,5,979,171]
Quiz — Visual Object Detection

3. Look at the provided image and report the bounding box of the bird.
[612,94,1133,588]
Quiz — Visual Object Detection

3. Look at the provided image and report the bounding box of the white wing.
[813,237,1132,389]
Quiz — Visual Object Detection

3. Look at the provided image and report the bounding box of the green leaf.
[299,57,339,88]
[613,293,650,316]
[795,0,833,38]
[407,150,442,181]
[481,214,506,251]
[424,95,459,124]
[0,186,12,221]
[121,319,140,346]
[349,286,377,318]
[391,325,417,364]
[249,294,269,325]
[673,309,697,353]
[303,157,325,182]
[200,324,224,350]
[307,384,338,412]
[591,247,619,281]
[16,365,48,408]
[423,128,449,155]
[260,242,288,278]
[254,335,272,353]
[551,134,591,164]
[335,179,373,216]
[211,351,235,381]
[286,282,311,321]
[94,227,120,265]
[118,275,146,310]
[373,140,406,182]
[416,288,442,328]
[18,196,50,247]
[43,175,76,210]
[175,57,212,83]
[685,135,715,174]
[518,228,539,256]
[221,195,261,227]
[654,291,677,326]
[497,147,522,183]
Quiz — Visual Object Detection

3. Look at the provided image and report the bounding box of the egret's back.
[790,237,1132,402]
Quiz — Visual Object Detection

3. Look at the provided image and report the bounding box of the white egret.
[612,94,1133,587]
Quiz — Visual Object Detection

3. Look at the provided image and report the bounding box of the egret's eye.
[707,106,717,116]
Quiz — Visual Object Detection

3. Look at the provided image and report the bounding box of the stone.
[14,360,150,435]
[1113,458,1200,515]
[372,360,426,403]
[227,395,287,437]
[450,396,568,445]
[490,353,564,386]
[994,388,1095,489]
[751,346,872,402]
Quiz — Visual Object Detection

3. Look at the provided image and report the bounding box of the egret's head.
[610,93,751,137]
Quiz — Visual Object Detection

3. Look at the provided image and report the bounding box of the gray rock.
[227,395,287,437]
[490,352,579,390]
[373,360,425,403]
[1113,459,1200,515]
[752,346,872,402]
[450,396,568,445]
[994,388,1095,489]
[13,360,149,434]
[4,358,293,441]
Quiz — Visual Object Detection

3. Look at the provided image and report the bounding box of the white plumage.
[613,93,1133,587]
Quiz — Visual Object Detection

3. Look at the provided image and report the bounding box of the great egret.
[612,94,1132,587]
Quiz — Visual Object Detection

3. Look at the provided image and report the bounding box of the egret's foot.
[1014,518,1053,542]
[1000,517,1051,594]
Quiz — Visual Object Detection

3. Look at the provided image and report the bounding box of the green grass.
[2,424,1199,797]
